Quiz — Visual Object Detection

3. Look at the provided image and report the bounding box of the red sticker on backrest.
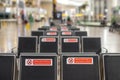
[67,57,93,64]
[61,27,68,31]
[62,26,68,28]
[61,28,69,31]
[42,38,56,42]
[50,27,57,31]
[25,59,53,66]
[64,39,78,43]
[47,32,57,35]
[62,32,72,35]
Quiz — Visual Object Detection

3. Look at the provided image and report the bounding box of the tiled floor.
[0,21,120,53]
[0,21,43,53]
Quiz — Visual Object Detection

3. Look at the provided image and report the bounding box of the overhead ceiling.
[41,0,88,6]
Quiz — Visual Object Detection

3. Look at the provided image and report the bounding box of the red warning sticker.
[62,32,72,35]
[25,59,52,66]
[64,39,78,43]
[41,38,56,42]
[50,28,57,31]
[61,28,69,31]
[67,57,93,65]
[62,27,68,29]
[47,32,57,35]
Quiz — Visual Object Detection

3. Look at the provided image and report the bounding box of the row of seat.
[18,36,101,56]
[31,30,87,37]
[38,26,80,31]
[17,26,101,57]
[0,53,120,80]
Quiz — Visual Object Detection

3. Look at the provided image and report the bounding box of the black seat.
[82,37,101,54]
[39,36,58,54]
[44,31,59,36]
[31,30,44,43]
[102,53,120,80]
[62,53,100,80]
[0,53,16,80]
[61,36,80,52]
[20,53,57,80]
[74,31,87,37]
[60,31,73,36]
[18,37,37,57]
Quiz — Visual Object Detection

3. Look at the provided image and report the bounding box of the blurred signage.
[64,39,78,43]
[25,59,53,66]
[67,57,93,65]
[42,38,56,42]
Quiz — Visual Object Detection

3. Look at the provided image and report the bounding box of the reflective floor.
[0,21,120,53]
[80,26,120,53]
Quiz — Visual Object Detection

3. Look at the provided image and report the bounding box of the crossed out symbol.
[68,58,74,64]
[27,59,32,65]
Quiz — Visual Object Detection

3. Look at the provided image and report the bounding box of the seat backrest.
[60,31,73,36]
[18,37,37,57]
[74,31,87,37]
[60,27,69,31]
[45,31,59,36]
[49,27,58,31]
[61,53,100,80]
[0,53,16,80]
[38,27,48,31]
[31,30,44,43]
[31,30,44,37]
[82,37,101,54]
[102,53,120,80]
[61,36,80,52]
[39,36,58,53]
[61,52,101,80]
[70,28,80,31]
[20,53,57,80]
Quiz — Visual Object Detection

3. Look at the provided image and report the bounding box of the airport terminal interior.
[1,0,120,80]
[0,0,120,53]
